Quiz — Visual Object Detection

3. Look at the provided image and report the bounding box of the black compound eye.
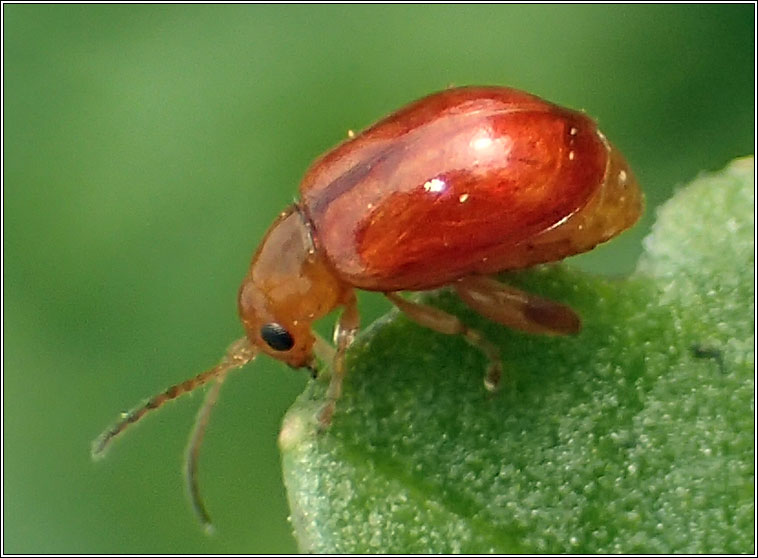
[260,322,295,351]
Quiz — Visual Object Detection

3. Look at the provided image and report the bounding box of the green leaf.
[279,157,754,553]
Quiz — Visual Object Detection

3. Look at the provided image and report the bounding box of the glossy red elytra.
[93,86,643,529]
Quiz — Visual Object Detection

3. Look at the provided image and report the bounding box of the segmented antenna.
[184,374,226,534]
[91,337,257,459]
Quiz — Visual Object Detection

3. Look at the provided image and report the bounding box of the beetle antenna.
[91,337,257,460]
[184,374,226,534]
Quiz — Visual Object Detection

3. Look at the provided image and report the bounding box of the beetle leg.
[318,291,360,427]
[454,275,581,336]
[311,332,336,377]
[385,292,503,392]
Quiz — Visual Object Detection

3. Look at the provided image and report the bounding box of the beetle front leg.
[318,291,360,427]
[385,292,503,392]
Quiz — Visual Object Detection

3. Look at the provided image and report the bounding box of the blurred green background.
[3,4,753,553]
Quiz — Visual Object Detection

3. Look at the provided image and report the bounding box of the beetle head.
[238,206,348,369]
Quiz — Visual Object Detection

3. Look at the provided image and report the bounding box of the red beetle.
[93,86,643,528]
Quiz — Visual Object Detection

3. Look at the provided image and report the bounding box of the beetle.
[92,86,643,529]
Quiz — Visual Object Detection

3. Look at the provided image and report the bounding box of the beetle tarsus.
[317,401,336,429]
[483,362,503,393]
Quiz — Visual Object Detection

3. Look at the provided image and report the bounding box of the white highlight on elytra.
[423,177,447,193]
[459,193,469,203]
[569,127,578,136]
[469,129,512,158]
[618,169,628,184]
[471,135,493,151]
[568,151,575,161]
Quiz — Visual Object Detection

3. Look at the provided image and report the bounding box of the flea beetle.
[93,86,643,529]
